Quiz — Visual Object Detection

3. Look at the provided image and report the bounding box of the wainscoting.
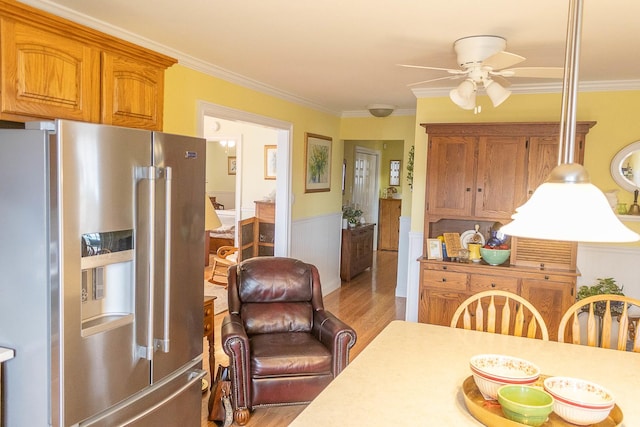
[577,243,640,298]
[291,212,343,295]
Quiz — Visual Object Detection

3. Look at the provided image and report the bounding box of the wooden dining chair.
[450,290,550,340]
[557,294,640,352]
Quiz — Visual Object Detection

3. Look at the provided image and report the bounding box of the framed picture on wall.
[389,160,401,186]
[304,133,332,193]
[264,145,277,180]
[228,156,237,175]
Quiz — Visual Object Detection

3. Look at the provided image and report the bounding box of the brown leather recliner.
[221,257,357,425]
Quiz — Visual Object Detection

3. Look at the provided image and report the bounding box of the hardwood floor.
[201,250,406,426]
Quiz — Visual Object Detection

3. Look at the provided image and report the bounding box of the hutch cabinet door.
[1,18,100,122]
[520,278,574,341]
[474,136,528,219]
[426,136,476,217]
[419,289,470,326]
[527,135,586,198]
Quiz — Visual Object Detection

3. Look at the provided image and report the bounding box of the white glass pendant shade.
[485,80,511,107]
[501,164,639,242]
[449,80,476,110]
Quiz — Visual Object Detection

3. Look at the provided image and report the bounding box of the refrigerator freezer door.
[151,132,206,382]
[77,360,206,427]
[56,120,154,425]
[0,130,54,427]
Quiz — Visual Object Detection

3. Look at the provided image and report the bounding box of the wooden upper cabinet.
[423,122,595,222]
[475,136,528,219]
[102,52,165,130]
[0,0,176,129]
[0,18,100,122]
[527,134,585,197]
[426,136,476,217]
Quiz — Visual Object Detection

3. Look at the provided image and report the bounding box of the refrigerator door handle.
[154,167,172,353]
[136,166,157,360]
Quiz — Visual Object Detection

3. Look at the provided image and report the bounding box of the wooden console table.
[203,296,215,387]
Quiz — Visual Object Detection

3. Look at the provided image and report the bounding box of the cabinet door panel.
[475,136,527,219]
[419,289,470,326]
[527,136,585,198]
[521,278,574,341]
[1,19,99,121]
[102,52,164,130]
[426,136,476,217]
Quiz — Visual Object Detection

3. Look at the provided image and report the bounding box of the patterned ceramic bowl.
[543,376,615,425]
[470,354,540,400]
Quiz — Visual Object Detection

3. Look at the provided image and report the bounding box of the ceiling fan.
[400,35,564,113]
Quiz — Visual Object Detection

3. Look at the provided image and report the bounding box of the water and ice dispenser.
[80,230,135,336]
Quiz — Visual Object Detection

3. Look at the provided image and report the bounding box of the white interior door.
[352,147,380,248]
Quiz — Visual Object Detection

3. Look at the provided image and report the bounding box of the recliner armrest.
[312,310,357,376]
[221,314,251,413]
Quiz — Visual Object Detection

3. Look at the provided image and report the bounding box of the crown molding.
[17,0,340,116]
[412,80,640,98]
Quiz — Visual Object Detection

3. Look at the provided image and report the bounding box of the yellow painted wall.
[163,64,640,243]
[163,65,342,220]
[340,115,417,215]
[412,90,640,241]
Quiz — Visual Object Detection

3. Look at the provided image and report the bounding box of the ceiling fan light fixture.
[367,104,395,118]
[484,80,511,107]
[449,80,476,110]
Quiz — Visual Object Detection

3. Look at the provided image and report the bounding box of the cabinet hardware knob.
[466,188,471,192]
[491,283,496,288]
[442,266,448,270]
[442,278,447,282]
[477,188,483,192]
[544,275,550,280]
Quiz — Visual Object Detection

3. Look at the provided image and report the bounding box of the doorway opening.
[197,101,292,257]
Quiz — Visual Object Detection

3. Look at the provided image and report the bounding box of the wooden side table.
[203,296,215,388]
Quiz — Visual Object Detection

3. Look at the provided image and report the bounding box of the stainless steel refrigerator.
[0,120,206,426]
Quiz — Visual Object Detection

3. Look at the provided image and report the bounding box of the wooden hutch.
[418,122,596,340]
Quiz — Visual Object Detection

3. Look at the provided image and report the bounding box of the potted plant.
[576,277,625,317]
[342,206,363,228]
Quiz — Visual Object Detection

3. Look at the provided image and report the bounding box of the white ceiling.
[20,0,640,116]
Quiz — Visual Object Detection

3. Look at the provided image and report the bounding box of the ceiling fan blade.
[490,75,511,88]
[482,51,526,70]
[494,67,564,79]
[398,64,467,74]
[407,75,465,87]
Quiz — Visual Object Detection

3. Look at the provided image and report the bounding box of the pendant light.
[500,0,639,242]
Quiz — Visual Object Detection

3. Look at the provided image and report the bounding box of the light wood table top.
[290,321,639,426]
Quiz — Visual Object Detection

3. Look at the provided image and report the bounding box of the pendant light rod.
[558,0,583,165]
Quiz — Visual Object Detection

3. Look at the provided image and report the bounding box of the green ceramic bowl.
[480,247,511,265]
[497,385,554,426]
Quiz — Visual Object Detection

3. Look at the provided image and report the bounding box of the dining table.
[289,320,639,426]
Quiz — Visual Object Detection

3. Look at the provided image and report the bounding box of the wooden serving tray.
[462,376,623,426]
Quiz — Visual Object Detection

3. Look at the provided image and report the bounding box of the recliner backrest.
[231,257,315,335]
